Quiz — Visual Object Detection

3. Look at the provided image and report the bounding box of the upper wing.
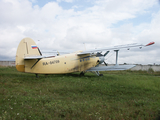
[86,65,136,71]
[77,42,155,56]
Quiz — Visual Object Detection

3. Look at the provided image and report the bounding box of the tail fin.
[15,38,41,72]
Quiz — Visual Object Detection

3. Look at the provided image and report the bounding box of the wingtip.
[146,42,155,46]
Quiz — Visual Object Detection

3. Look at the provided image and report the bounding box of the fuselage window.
[80,58,90,62]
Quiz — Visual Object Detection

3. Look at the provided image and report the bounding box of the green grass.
[0,66,160,120]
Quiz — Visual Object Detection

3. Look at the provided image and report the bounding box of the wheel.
[35,74,39,78]
[80,72,85,76]
[99,74,103,76]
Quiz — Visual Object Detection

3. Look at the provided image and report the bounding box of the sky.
[0,0,160,64]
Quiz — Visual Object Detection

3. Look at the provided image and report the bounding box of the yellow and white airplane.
[15,37,154,77]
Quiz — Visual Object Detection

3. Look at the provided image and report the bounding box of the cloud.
[0,0,159,64]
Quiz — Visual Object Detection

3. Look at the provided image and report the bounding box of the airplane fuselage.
[24,52,99,74]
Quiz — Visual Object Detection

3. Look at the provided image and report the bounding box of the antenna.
[83,43,86,50]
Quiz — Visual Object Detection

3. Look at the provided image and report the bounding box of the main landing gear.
[80,71,103,76]
[80,71,85,76]
[93,71,103,76]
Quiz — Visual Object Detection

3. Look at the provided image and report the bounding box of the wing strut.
[114,50,119,65]
[31,59,41,69]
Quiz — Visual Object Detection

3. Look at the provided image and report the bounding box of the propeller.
[96,51,110,66]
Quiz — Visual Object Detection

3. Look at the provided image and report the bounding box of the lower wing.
[86,65,136,71]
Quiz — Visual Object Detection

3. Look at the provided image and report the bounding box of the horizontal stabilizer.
[86,65,136,71]
[24,55,55,60]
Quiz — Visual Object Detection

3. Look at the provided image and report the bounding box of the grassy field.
[0,66,160,120]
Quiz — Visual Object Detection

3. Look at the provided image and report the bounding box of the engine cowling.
[96,53,104,64]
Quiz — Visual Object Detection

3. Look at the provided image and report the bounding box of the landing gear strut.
[80,72,85,76]
[35,74,39,78]
[90,71,103,76]
[95,71,103,76]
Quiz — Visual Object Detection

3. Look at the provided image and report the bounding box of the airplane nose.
[98,56,104,64]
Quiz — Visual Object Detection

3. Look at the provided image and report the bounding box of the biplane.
[15,38,154,77]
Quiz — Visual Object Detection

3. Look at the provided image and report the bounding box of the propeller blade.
[104,51,110,56]
[104,61,108,66]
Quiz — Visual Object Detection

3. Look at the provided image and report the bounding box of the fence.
[0,61,15,67]
[131,64,160,72]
